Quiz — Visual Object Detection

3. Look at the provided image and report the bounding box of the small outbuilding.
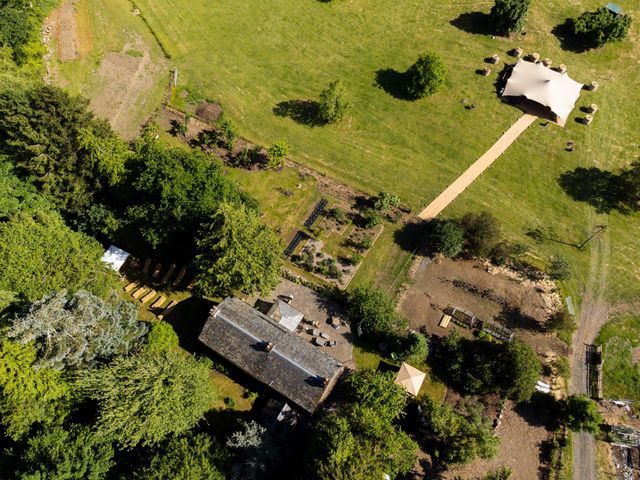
[502,59,583,126]
[394,362,426,397]
[100,245,130,272]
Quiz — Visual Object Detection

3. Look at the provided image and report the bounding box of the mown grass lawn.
[595,314,640,400]
[62,0,640,301]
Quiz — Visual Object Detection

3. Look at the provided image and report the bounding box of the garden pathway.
[418,113,536,220]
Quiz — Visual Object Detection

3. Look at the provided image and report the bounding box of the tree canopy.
[418,396,499,466]
[0,209,120,302]
[129,433,225,480]
[8,290,147,370]
[436,332,540,402]
[78,349,217,448]
[0,339,70,439]
[193,202,282,297]
[12,424,115,480]
[347,285,408,337]
[405,52,446,99]
[318,80,350,124]
[122,130,252,252]
[307,370,417,480]
[572,7,632,48]
[489,0,532,35]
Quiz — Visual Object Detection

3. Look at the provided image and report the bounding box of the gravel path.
[418,113,536,220]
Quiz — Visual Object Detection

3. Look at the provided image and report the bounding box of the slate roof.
[199,297,344,413]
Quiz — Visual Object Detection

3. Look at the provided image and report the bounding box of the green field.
[595,314,640,400]
[59,0,640,301]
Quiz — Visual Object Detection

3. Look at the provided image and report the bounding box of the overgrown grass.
[594,314,640,400]
[59,0,640,301]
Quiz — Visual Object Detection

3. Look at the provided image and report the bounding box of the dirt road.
[570,225,610,480]
[418,113,536,220]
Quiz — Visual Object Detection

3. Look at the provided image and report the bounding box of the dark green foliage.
[549,256,571,280]
[308,370,417,480]
[201,115,237,150]
[393,331,429,364]
[373,191,400,211]
[459,211,501,258]
[13,424,115,480]
[489,0,532,35]
[8,290,147,370]
[0,160,53,218]
[572,7,632,48]
[329,207,346,223]
[146,321,179,352]
[405,51,446,99]
[266,140,289,168]
[131,433,225,480]
[0,339,70,439]
[0,210,121,302]
[361,208,383,228]
[343,370,407,422]
[0,0,51,63]
[78,350,217,448]
[193,202,283,296]
[419,397,499,466]
[347,285,408,337]
[436,332,540,402]
[318,79,350,124]
[432,219,465,257]
[0,84,128,217]
[546,309,575,334]
[561,394,602,433]
[123,130,249,252]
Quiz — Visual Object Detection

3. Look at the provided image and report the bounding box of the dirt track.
[570,226,611,480]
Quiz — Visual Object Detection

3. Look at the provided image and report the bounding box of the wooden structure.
[161,263,176,283]
[152,263,162,279]
[124,282,139,293]
[480,318,514,342]
[141,290,157,304]
[439,314,451,328]
[586,344,604,400]
[173,266,187,287]
[151,296,166,309]
[446,307,479,328]
[142,258,152,274]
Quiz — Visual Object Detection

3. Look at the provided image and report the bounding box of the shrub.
[394,332,429,364]
[373,191,401,211]
[267,140,289,168]
[489,0,532,35]
[214,115,237,149]
[362,208,383,229]
[329,207,346,223]
[572,7,632,48]
[459,211,501,258]
[147,321,179,352]
[546,309,575,334]
[224,397,236,409]
[360,236,374,250]
[561,394,602,433]
[549,256,571,280]
[318,79,350,124]
[432,219,465,257]
[405,52,446,99]
[348,285,408,337]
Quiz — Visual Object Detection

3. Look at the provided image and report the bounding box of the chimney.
[265,342,274,352]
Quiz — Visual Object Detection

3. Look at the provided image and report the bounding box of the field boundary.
[128,0,172,59]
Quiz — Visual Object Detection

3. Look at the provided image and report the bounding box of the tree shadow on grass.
[273,99,324,127]
[551,18,589,53]
[449,11,493,35]
[374,68,414,100]
[393,220,430,252]
[558,165,640,214]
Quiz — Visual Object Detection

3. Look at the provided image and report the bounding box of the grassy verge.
[594,313,640,400]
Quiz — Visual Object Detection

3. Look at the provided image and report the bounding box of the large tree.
[193,202,282,297]
[561,394,602,433]
[8,290,147,370]
[572,7,632,48]
[226,420,278,480]
[0,209,120,301]
[78,350,217,448]
[489,0,532,35]
[347,285,408,337]
[404,51,446,99]
[418,397,499,466]
[459,211,501,258]
[306,369,417,480]
[129,433,225,480]
[122,130,253,252]
[13,424,115,480]
[0,339,70,439]
[0,84,128,216]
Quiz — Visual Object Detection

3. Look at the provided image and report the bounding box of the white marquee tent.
[502,60,583,126]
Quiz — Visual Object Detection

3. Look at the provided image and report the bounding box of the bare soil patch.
[400,257,567,357]
[90,39,167,139]
[47,0,82,62]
